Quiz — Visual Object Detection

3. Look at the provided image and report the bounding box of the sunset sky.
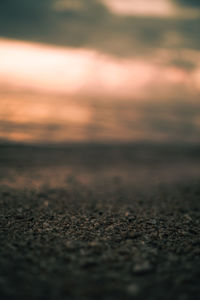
[0,0,200,143]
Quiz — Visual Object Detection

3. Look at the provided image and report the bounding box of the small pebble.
[132,261,152,274]
[127,284,140,295]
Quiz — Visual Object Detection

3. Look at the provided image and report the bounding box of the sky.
[0,0,200,143]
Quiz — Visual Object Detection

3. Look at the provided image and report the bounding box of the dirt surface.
[0,144,200,300]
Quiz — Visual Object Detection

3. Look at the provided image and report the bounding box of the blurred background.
[0,0,200,144]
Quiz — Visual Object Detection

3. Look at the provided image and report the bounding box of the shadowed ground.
[0,144,200,300]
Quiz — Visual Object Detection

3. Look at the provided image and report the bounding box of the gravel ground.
[0,144,200,300]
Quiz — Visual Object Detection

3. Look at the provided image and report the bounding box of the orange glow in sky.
[0,38,159,97]
[0,38,197,98]
[102,0,200,18]
[0,38,200,144]
[103,0,174,17]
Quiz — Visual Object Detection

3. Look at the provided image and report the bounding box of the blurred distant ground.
[0,143,200,300]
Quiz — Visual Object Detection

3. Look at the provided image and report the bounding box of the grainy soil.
[0,144,200,300]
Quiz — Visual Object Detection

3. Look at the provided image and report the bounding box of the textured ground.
[0,144,200,300]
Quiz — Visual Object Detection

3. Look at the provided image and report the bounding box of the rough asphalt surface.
[0,144,200,300]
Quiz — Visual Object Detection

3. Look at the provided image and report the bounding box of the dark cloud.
[167,58,197,71]
[175,0,200,7]
[0,0,56,41]
[0,0,200,57]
